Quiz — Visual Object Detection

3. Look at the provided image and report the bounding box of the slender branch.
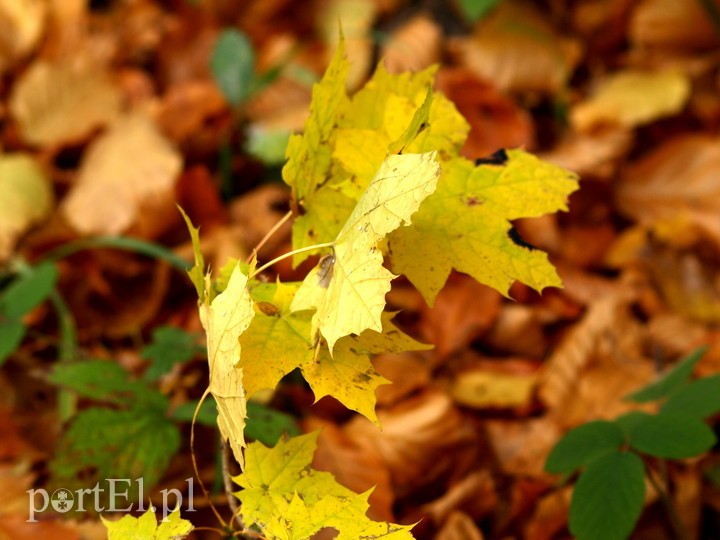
[250,242,334,278]
[190,388,227,528]
[246,210,293,263]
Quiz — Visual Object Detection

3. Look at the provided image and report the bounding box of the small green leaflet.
[545,420,624,474]
[211,29,255,106]
[626,346,708,403]
[141,325,204,381]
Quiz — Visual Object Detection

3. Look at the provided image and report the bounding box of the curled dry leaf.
[0,0,45,74]
[524,486,572,540]
[422,472,496,526]
[616,135,720,247]
[571,70,690,131]
[485,417,560,477]
[153,80,227,143]
[382,13,442,74]
[9,59,121,147]
[62,114,182,237]
[0,154,53,260]
[450,369,537,410]
[373,352,432,407]
[448,0,581,94]
[630,0,720,50]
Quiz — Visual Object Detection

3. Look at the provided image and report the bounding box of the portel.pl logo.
[27,478,195,522]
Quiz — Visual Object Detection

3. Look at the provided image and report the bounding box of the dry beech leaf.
[153,80,227,143]
[448,0,581,94]
[373,352,432,407]
[524,486,572,540]
[571,70,690,131]
[0,0,45,74]
[435,511,485,540]
[9,59,121,147]
[0,154,53,260]
[616,135,720,247]
[630,0,720,50]
[382,13,442,74]
[485,417,560,476]
[62,114,182,236]
[540,127,632,179]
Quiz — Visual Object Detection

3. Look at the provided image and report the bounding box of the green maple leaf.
[290,151,440,352]
[241,281,430,424]
[103,508,193,540]
[388,151,578,303]
[235,432,415,539]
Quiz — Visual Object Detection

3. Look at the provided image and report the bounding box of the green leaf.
[141,326,202,381]
[0,261,58,318]
[246,128,291,166]
[615,411,650,438]
[234,432,414,539]
[569,451,645,540]
[245,401,301,446]
[49,359,166,408]
[456,0,502,22]
[210,29,255,106]
[103,507,193,540]
[662,374,720,418]
[626,346,707,403]
[51,405,181,498]
[0,319,25,366]
[626,411,716,459]
[545,421,624,474]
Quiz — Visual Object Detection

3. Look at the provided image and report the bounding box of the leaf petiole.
[250,242,334,278]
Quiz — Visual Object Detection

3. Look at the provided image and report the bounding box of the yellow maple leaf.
[235,431,415,539]
[240,281,430,424]
[389,150,578,304]
[102,508,193,540]
[290,151,440,353]
[199,262,255,467]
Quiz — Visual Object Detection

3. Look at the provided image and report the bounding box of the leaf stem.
[190,388,228,528]
[222,438,243,529]
[250,242,334,278]
[647,460,690,540]
[246,210,293,263]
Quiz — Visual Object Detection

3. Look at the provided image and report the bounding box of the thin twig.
[246,210,293,263]
[250,242,334,278]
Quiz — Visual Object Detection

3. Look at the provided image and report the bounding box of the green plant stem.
[48,290,78,421]
[647,461,690,540]
[250,242,334,278]
[45,236,191,272]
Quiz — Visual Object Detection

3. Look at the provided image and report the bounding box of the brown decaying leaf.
[342,391,480,497]
[435,68,535,160]
[434,511,485,540]
[373,352,432,407]
[421,472,496,526]
[418,273,501,360]
[630,0,720,50]
[9,58,121,147]
[0,0,45,75]
[153,80,227,143]
[485,417,560,477]
[61,113,183,237]
[524,486,572,540]
[228,184,291,259]
[447,0,581,94]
